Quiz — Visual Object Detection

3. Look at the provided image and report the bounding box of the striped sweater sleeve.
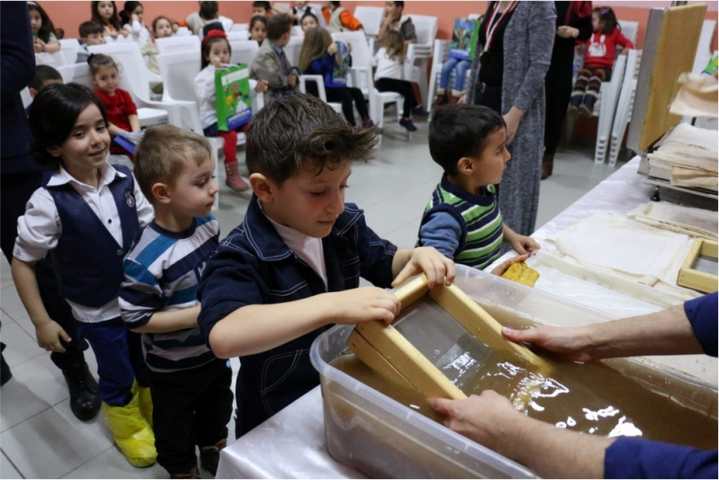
[120,256,164,329]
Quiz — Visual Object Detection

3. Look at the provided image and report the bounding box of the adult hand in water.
[429,391,520,450]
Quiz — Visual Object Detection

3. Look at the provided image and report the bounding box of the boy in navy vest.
[120,125,232,478]
[197,93,455,437]
[13,84,156,467]
[418,104,540,270]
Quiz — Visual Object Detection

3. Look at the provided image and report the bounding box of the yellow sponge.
[501,262,540,287]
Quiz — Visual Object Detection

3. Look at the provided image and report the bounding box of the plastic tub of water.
[310,266,717,478]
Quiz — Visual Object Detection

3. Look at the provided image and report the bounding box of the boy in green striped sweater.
[418,104,539,270]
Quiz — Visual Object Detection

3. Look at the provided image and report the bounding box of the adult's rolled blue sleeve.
[418,211,462,260]
[684,293,717,357]
[605,436,717,479]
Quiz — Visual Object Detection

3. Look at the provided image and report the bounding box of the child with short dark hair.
[29,64,62,98]
[251,1,273,17]
[77,20,105,63]
[418,104,540,269]
[197,93,454,437]
[14,83,155,467]
[250,13,302,99]
[570,6,633,115]
[249,14,267,45]
[120,125,232,478]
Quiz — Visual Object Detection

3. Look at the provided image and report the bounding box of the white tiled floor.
[0,120,620,478]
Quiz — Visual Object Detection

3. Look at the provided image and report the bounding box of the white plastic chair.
[229,39,259,66]
[157,51,223,208]
[156,35,201,56]
[291,26,303,37]
[693,19,717,74]
[233,23,249,32]
[593,54,626,164]
[298,75,343,115]
[35,51,65,67]
[404,15,438,106]
[585,20,638,164]
[57,62,93,87]
[227,30,249,41]
[59,38,80,65]
[353,6,384,37]
[608,49,641,166]
[285,36,304,68]
[88,42,168,128]
[331,30,401,131]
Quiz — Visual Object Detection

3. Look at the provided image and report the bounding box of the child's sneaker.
[103,392,157,467]
[361,117,376,129]
[399,117,417,132]
[199,439,226,476]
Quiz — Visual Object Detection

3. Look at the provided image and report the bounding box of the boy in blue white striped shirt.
[119,125,232,478]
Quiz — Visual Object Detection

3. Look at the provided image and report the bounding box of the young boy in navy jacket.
[198,93,455,436]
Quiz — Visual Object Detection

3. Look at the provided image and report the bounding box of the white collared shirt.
[265,215,328,288]
[14,161,154,323]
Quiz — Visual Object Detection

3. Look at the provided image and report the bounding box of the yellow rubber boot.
[137,385,153,427]
[102,391,157,468]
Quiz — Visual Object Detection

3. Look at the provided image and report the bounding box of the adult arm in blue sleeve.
[605,436,717,479]
[418,211,462,260]
[683,293,718,357]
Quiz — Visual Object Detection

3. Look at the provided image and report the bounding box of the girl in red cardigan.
[570,6,633,115]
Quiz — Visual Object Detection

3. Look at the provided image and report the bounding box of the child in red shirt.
[570,6,633,115]
[88,53,139,154]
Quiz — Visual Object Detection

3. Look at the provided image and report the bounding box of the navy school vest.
[44,165,140,308]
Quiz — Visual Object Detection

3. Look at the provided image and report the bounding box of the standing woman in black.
[542,1,593,179]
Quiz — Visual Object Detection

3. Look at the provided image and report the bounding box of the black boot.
[63,361,101,421]
[542,152,554,180]
[0,343,12,386]
[200,439,226,476]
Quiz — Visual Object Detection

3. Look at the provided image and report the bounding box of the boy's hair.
[252,1,272,12]
[429,105,505,176]
[329,1,341,8]
[198,1,219,21]
[247,93,376,184]
[30,65,62,92]
[134,125,212,202]
[87,53,118,76]
[91,0,121,29]
[593,6,619,34]
[201,30,231,68]
[267,13,292,41]
[28,83,108,170]
[27,1,57,43]
[391,1,405,9]
[78,20,104,38]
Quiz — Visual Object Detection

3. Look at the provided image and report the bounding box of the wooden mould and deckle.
[678,239,718,293]
[349,275,552,400]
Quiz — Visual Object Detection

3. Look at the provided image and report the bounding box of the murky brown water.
[334,301,718,450]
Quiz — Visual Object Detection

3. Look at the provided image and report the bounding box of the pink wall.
[44,1,717,50]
